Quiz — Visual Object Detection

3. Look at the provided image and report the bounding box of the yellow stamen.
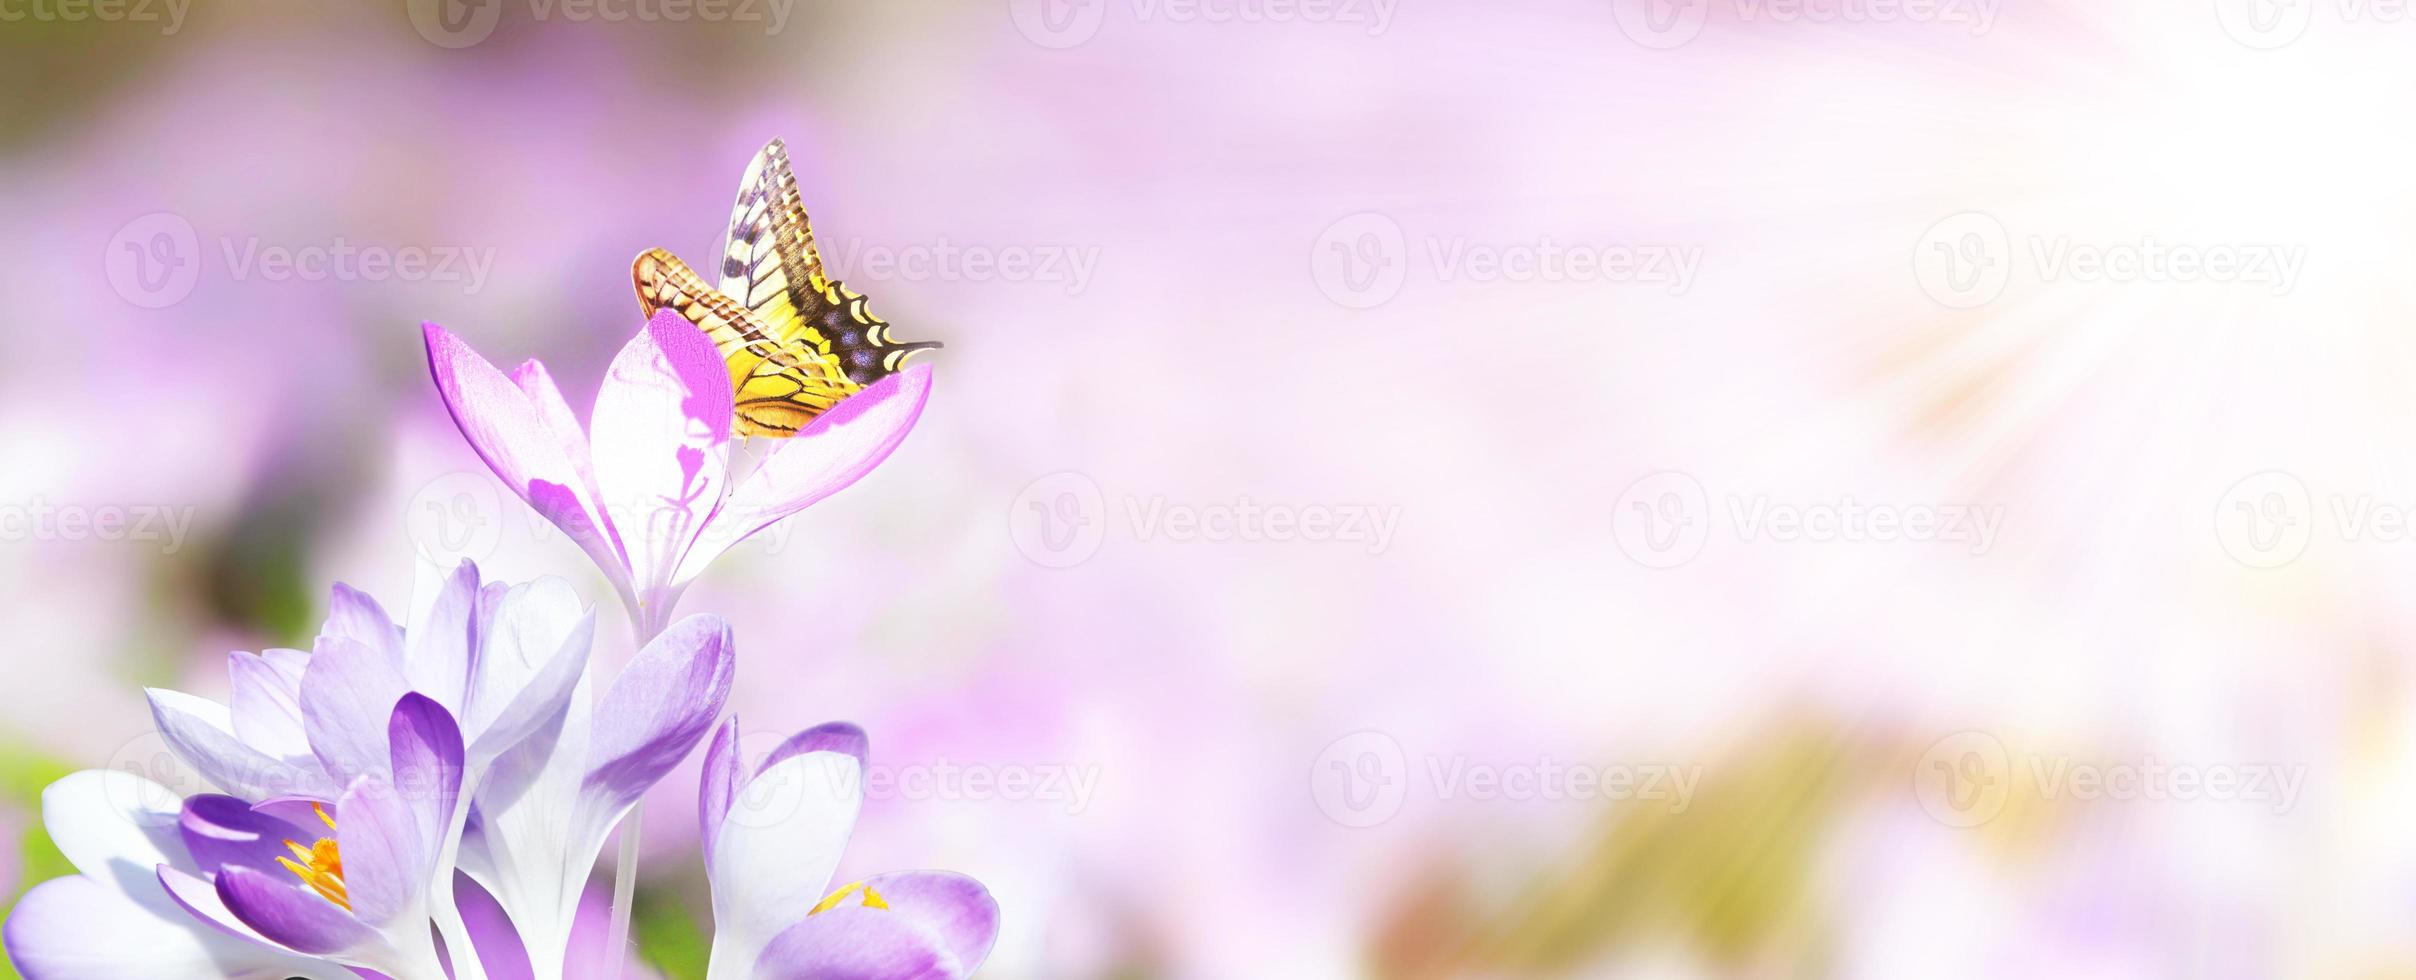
[276,806,351,911]
[808,881,889,915]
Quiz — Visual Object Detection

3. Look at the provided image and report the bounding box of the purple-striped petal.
[708,751,862,966]
[464,579,593,762]
[759,721,869,779]
[424,322,629,593]
[588,310,735,595]
[301,635,410,787]
[681,364,931,584]
[321,583,404,670]
[216,865,387,958]
[582,613,733,813]
[386,693,465,857]
[157,865,271,945]
[751,905,959,980]
[8,874,339,980]
[228,651,311,761]
[698,716,742,869]
[404,562,481,712]
[177,794,313,876]
[864,871,1000,974]
[330,776,423,926]
[511,358,612,543]
[147,689,330,802]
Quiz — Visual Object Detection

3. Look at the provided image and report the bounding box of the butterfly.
[634,139,940,438]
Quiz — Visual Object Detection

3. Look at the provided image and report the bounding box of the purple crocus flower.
[697,720,999,980]
[2,771,351,979]
[196,694,469,979]
[422,309,933,638]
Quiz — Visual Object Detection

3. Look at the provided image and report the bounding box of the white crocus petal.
[40,770,188,912]
[458,674,601,980]
[4,876,343,980]
[9,771,349,980]
[587,311,735,607]
[463,577,593,759]
[704,751,865,980]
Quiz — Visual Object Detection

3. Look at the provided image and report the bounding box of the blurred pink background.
[5,0,2415,976]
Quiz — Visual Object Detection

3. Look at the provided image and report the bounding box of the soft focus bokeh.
[5,0,2413,976]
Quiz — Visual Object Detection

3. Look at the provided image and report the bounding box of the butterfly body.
[636,139,939,438]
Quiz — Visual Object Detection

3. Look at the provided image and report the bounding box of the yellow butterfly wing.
[633,247,862,439]
[718,139,940,385]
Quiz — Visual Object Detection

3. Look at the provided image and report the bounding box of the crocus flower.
[456,613,735,979]
[2,770,352,979]
[697,720,999,980]
[200,693,469,979]
[422,309,933,638]
[141,562,593,808]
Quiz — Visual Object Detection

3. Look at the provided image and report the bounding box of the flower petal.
[864,871,1000,974]
[177,794,313,877]
[216,865,390,959]
[300,636,411,788]
[157,865,279,946]
[424,322,629,595]
[386,693,465,864]
[513,358,612,533]
[404,561,482,713]
[582,613,733,816]
[228,651,312,762]
[464,578,593,763]
[681,363,931,585]
[588,309,735,597]
[40,770,188,910]
[148,689,331,802]
[320,583,404,670]
[758,721,869,779]
[7,874,344,980]
[749,904,959,980]
[707,750,863,970]
[698,716,742,871]
[321,776,419,928]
